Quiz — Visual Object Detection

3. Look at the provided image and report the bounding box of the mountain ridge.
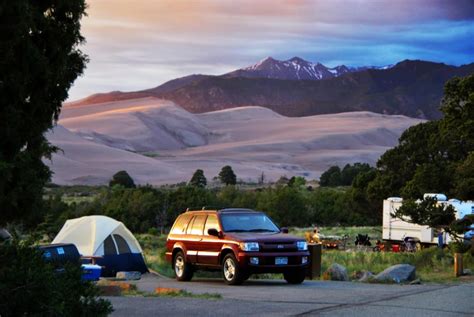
[68,59,474,119]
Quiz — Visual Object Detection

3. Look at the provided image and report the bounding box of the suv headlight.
[297,241,308,251]
[240,242,259,252]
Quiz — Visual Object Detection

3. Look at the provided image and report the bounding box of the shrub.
[0,240,113,316]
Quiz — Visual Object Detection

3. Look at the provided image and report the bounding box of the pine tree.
[219,166,237,185]
[109,171,136,188]
[189,169,207,188]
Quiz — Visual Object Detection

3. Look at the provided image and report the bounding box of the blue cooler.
[82,264,102,281]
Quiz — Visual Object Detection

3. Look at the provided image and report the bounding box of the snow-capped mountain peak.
[226,57,393,81]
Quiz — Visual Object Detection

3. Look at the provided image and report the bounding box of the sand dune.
[45,125,188,185]
[48,97,424,185]
[60,98,210,151]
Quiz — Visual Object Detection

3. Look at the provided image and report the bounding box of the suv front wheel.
[222,253,246,285]
[173,251,193,281]
[283,269,306,284]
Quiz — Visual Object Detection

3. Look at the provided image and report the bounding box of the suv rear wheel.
[173,251,193,281]
[283,269,306,284]
[222,253,246,285]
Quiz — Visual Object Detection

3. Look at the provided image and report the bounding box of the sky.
[68,0,474,101]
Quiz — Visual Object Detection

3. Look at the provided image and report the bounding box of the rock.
[409,279,421,285]
[358,271,374,282]
[116,271,142,280]
[374,264,416,283]
[463,269,472,275]
[322,263,349,281]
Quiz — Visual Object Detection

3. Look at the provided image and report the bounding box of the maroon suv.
[165,208,310,285]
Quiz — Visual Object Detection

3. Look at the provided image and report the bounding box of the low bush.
[0,240,113,316]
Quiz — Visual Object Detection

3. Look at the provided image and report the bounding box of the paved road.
[108,274,474,316]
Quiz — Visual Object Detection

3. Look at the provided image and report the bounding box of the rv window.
[104,235,117,255]
[113,234,131,254]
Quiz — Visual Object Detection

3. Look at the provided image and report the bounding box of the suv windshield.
[220,213,280,233]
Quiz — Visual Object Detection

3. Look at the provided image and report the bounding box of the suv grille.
[260,242,297,252]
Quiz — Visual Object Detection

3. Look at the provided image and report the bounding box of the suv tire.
[284,269,306,284]
[222,253,245,285]
[173,251,193,281]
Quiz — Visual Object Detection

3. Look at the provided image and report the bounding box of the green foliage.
[256,186,308,227]
[0,0,88,227]
[189,169,207,188]
[102,186,165,232]
[319,166,341,187]
[40,184,381,235]
[320,163,374,187]
[341,163,373,186]
[453,152,474,200]
[348,169,380,224]
[218,165,237,185]
[0,241,112,316]
[109,170,136,188]
[37,195,71,239]
[368,75,474,201]
[448,241,471,254]
[288,176,306,187]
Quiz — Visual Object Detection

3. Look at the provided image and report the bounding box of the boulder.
[358,271,374,282]
[374,264,416,283]
[116,271,142,280]
[322,263,349,281]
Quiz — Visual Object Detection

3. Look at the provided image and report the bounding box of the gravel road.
[107,274,474,316]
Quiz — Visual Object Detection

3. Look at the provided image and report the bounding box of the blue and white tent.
[52,215,148,276]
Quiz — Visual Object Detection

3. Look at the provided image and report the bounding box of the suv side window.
[204,214,219,235]
[189,215,206,235]
[170,214,192,234]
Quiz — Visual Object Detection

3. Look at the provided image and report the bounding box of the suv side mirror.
[208,228,220,237]
[281,227,289,234]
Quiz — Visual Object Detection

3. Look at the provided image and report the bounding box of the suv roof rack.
[184,207,260,213]
[218,208,259,213]
[185,206,224,212]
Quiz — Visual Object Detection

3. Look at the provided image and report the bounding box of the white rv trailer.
[382,193,474,246]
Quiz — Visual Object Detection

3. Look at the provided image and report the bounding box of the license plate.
[275,257,288,265]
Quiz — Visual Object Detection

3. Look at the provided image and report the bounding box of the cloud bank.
[68,0,474,100]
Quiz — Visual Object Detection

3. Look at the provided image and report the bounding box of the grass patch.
[137,234,175,278]
[322,247,474,283]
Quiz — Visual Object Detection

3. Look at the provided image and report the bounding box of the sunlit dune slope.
[47,97,424,185]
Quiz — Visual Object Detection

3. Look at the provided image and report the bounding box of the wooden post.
[306,243,322,279]
[454,253,463,277]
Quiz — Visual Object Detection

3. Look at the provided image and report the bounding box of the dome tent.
[52,215,148,276]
